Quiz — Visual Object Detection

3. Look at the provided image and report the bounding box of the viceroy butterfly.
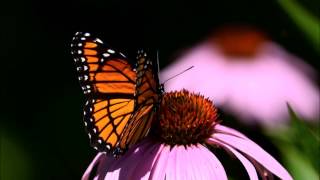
[71,32,163,155]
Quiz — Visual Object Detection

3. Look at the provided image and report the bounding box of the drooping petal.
[149,145,170,180]
[214,124,249,139]
[129,142,162,179]
[105,139,161,180]
[178,146,198,180]
[208,138,259,180]
[211,132,293,180]
[246,157,274,180]
[82,153,109,180]
[164,145,178,179]
[174,146,204,180]
[82,139,162,180]
[175,146,187,180]
[198,145,228,180]
[151,144,228,180]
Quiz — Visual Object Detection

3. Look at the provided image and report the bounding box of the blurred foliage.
[0,129,34,180]
[277,0,320,53]
[265,104,319,180]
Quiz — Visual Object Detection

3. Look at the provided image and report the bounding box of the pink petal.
[211,132,293,180]
[105,140,159,180]
[149,145,170,180]
[160,42,320,126]
[151,144,228,180]
[83,139,162,180]
[82,153,104,180]
[175,146,187,180]
[82,153,115,180]
[164,145,178,179]
[132,143,163,180]
[209,138,259,180]
[197,144,228,180]
[175,146,202,180]
[189,146,208,179]
[246,157,274,180]
[214,124,248,139]
[182,146,207,180]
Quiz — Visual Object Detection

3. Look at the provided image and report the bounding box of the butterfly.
[71,32,163,155]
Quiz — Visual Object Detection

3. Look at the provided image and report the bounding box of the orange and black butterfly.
[71,32,163,155]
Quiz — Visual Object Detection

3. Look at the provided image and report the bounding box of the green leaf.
[0,130,35,180]
[277,0,320,52]
[265,104,320,176]
[279,145,318,180]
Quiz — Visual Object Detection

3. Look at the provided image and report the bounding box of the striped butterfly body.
[71,32,162,155]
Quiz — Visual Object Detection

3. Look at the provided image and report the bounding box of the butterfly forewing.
[71,32,136,153]
[71,32,135,96]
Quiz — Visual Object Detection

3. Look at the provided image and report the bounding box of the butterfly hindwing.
[71,32,136,153]
[119,50,162,151]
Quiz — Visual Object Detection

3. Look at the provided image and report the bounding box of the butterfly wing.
[71,32,136,153]
[118,50,162,152]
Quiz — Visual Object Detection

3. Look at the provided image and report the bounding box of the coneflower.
[83,90,292,180]
[160,25,319,127]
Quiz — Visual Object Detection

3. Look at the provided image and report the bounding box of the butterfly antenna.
[162,66,194,84]
[156,50,160,74]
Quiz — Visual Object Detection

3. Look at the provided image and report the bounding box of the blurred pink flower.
[82,90,292,180]
[160,27,319,127]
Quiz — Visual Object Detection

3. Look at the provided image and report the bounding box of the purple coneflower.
[82,90,292,180]
[160,25,319,127]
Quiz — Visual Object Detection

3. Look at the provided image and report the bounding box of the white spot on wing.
[84,33,90,37]
[107,49,115,54]
[103,53,110,57]
[95,38,103,44]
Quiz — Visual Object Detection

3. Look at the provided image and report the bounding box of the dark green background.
[1,0,319,179]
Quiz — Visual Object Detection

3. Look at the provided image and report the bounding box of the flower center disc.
[152,90,218,146]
